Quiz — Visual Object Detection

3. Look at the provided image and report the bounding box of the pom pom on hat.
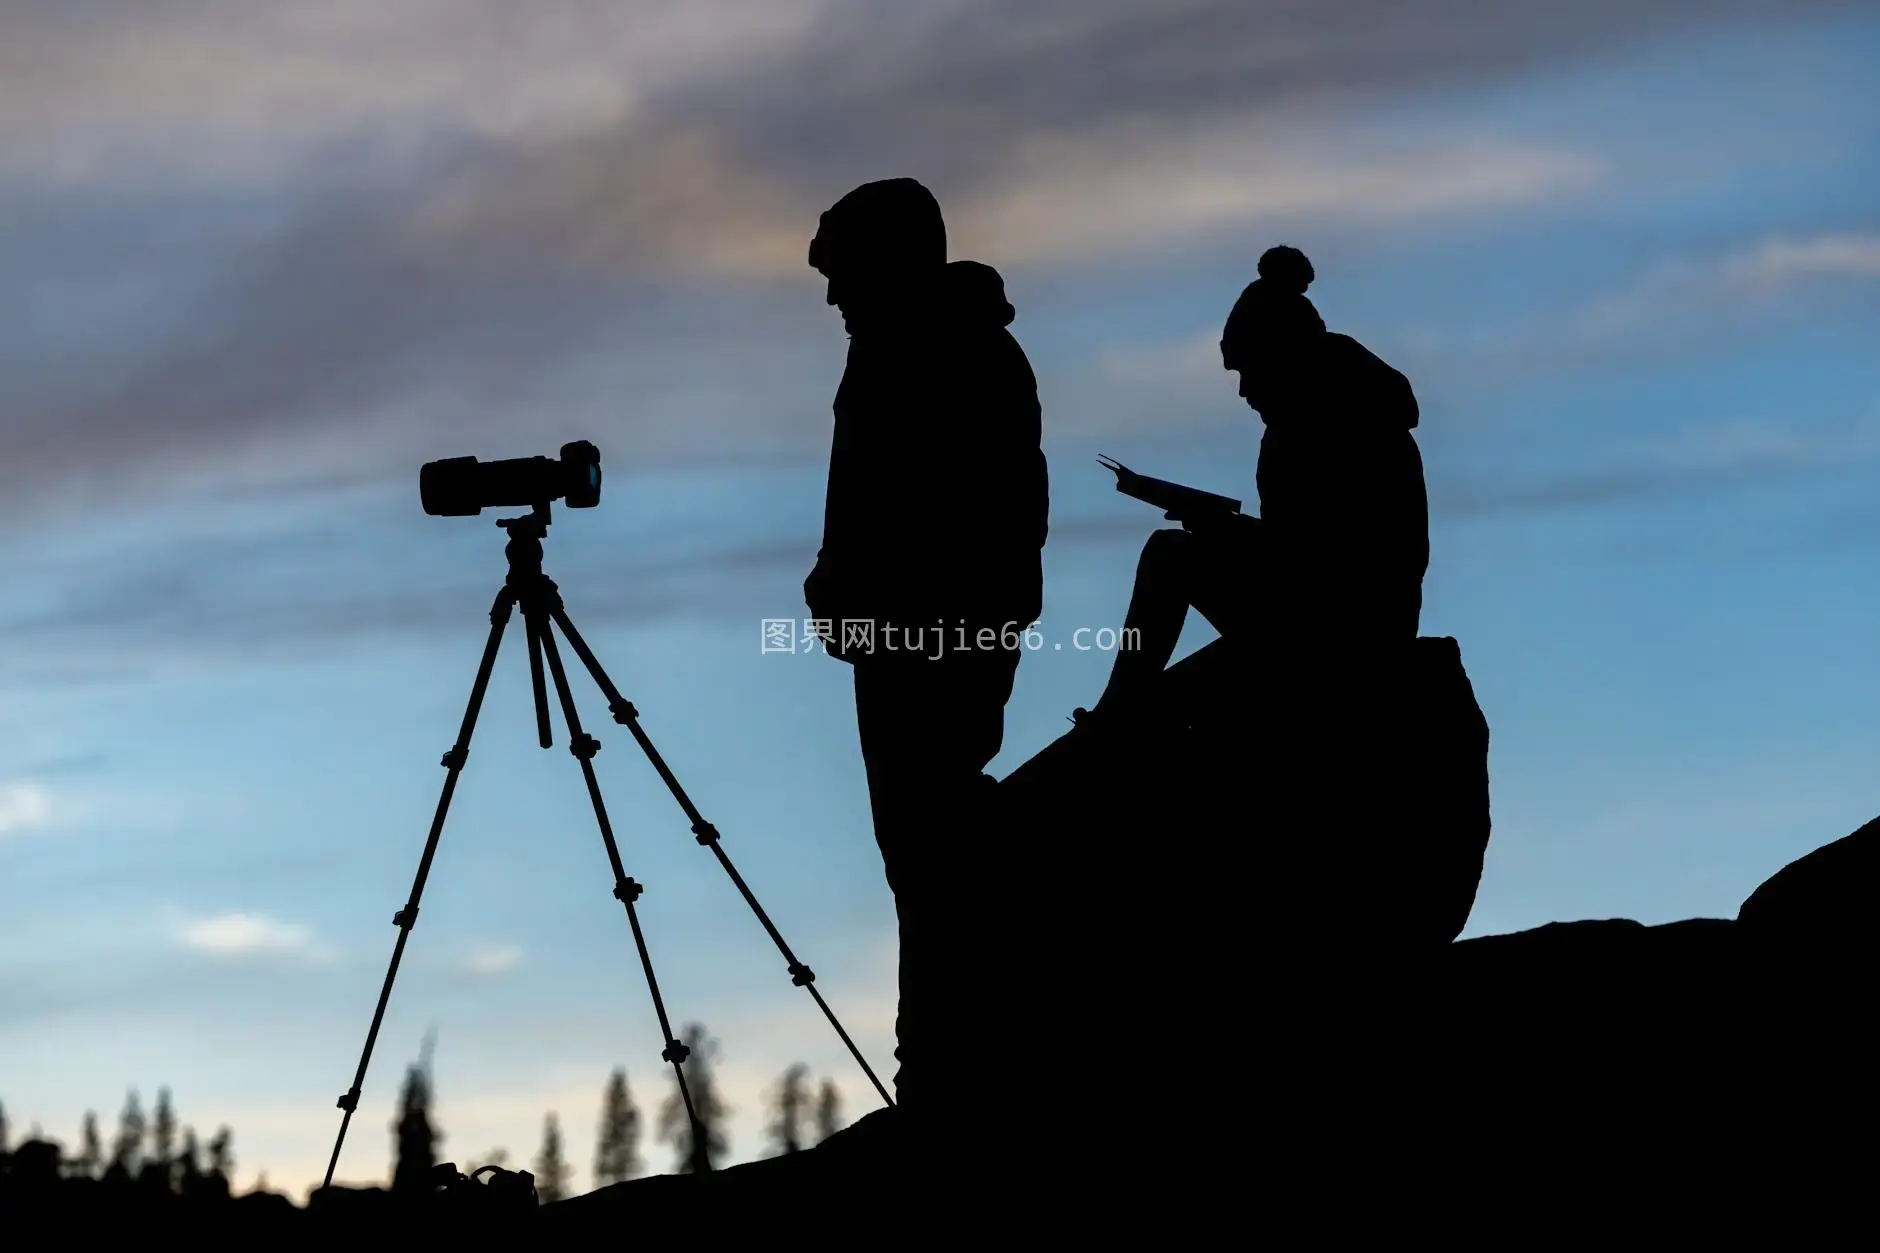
[1257,245,1314,296]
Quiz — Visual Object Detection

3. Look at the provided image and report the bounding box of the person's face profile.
[1224,343,1269,413]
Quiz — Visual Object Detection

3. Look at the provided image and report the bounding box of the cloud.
[178,912,326,961]
[426,108,1603,278]
[1097,328,1223,388]
[1311,228,1880,391]
[0,780,54,835]
[464,945,523,978]
[5,1,1847,186]
[1577,232,1880,339]
[1432,417,1880,518]
[0,491,830,684]
[8,398,1879,685]
[0,0,1857,522]
[0,0,821,184]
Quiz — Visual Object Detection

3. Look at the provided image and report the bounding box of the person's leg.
[851,646,1020,1111]
[1091,528,1200,714]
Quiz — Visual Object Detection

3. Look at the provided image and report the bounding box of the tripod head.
[498,503,553,584]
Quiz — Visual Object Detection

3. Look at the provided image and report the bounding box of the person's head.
[808,178,947,331]
[1221,245,1326,413]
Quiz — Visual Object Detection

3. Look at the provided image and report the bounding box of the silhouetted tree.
[656,1023,730,1174]
[534,1113,570,1202]
[111,1090,145,1176]
[467,1146,509,1173]
[206,1126,233,1181]
[390,1064,439,1197]
[176,1126,202,1192]
[765,1064,811,1156]
[593,1067,642,1186]
[0,1098,8,1152]
[813,1079,843,1146]
[151,1086,176,1172]
[73,1111,103,1178]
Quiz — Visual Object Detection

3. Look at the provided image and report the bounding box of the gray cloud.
[8,410,1875,691]
[0,0,1864,526]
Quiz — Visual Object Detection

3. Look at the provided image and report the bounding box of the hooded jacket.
[807,260,1048,647]
[1255,332,1429,640]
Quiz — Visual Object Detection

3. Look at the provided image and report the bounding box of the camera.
[430,1162,539,1211]
[420,441,602,516]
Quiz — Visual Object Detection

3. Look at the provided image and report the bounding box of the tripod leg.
[322,587,516,1191]
[523,603,553,750]
[549,602,895,1109]
[532,619,711,1166]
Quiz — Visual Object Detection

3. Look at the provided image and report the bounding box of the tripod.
[322,502,891,1190]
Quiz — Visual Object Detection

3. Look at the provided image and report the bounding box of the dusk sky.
[3,1,1878,1198]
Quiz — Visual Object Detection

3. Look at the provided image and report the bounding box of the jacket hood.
[1324,332,1418,430]
[942,259,1016,329]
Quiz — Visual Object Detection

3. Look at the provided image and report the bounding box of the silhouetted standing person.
[805,178,1048,1126]
[1086,245,1427,717]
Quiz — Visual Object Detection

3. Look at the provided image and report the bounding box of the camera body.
[430,1161,539,1211]
[421,441,602,516]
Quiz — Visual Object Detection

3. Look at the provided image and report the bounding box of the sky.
[3,0,1878,1200]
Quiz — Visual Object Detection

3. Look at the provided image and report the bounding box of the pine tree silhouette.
[656,1023,730,1174]
[593,1067,643,1186]
[0,1098,8,1153]
[468,1146,510,1174]
[206,1126,233,1182]
[390,1063,440,1197]
[813,1079,843,1146]
[176,1127,203,1196]
[111,1090,145,1176]
[74,1111,103,1179]
[765,1064,811,1156]
[151,1086,176,1174]
[534,1113,571,1202]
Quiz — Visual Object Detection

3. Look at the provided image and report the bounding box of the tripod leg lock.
[661,1040,692,1065]
[691,821,720,847]
[609,700,639,724]
[612,878,644,904]
[788,963,815,987]
[570,733,601,762]
[441,745,468,770]
[393,906,419,928]
[336,1089,360,1113]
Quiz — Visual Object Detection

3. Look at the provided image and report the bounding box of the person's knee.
[1140,527,1194,568]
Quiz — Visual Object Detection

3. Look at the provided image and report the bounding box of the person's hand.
[1178,508,1245,540]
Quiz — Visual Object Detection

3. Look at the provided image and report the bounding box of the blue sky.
[2,0,1878,1198]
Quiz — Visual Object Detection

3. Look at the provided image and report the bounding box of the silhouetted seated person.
[803,179,1048,1135]
[1081,245,1428,726]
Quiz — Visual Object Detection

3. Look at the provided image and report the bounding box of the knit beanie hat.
[1222,245,1326,364]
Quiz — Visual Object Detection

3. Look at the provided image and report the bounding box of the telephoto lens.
[420,441,602,516]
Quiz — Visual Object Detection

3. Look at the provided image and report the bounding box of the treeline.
[400,1022,848,1200]
[0,1087,241,1201]
[0,1020,845,1206]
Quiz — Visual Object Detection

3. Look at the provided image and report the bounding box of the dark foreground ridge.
[5,636,1876,1232]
